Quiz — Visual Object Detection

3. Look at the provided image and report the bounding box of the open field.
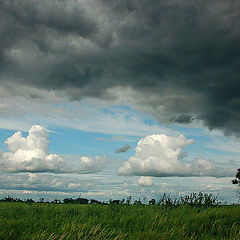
[0,202,240,240]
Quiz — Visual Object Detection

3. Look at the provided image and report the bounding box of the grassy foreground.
[0,202,240,240]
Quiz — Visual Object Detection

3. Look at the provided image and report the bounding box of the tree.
[133,199,142,205]
[111,200,120,204]
[126,196,131,205]
[76,198,88,204]
[232,168,240,185]
[90,199,102,204]
[149,198,156,205]
[26,199,35,203]
[53,199,60,204]
[232,168,240,202]
[39,198,45,203]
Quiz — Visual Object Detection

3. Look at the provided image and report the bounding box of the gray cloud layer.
[115,144,131,153]
[1,0,240,135]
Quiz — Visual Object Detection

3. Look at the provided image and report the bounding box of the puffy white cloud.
[118,134,231,177]
[0,125,106,173]
[138,176,153,187]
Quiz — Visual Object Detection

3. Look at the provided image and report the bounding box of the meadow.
[0,199,240,240]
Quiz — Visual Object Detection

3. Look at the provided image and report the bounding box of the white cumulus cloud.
[0,125,106,173]
[138,176,154,187]
[118,134,231,177]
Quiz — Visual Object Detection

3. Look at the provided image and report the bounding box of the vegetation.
[0,192,220,207]
[232,168,240,185]
[0,193,240,239]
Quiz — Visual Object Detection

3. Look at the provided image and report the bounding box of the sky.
[0,0,240,203]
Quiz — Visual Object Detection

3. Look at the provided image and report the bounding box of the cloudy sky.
[0,0,240,203]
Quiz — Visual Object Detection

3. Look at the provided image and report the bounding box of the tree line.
[0,192,221,207]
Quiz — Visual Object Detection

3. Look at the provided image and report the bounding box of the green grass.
[0,202,240,239]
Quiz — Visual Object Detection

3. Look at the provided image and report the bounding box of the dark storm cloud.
[171,115,195,124]
[1,0,240,135]
[0,0,97,37]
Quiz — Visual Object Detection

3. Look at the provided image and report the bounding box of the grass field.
[0,202,240,240]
